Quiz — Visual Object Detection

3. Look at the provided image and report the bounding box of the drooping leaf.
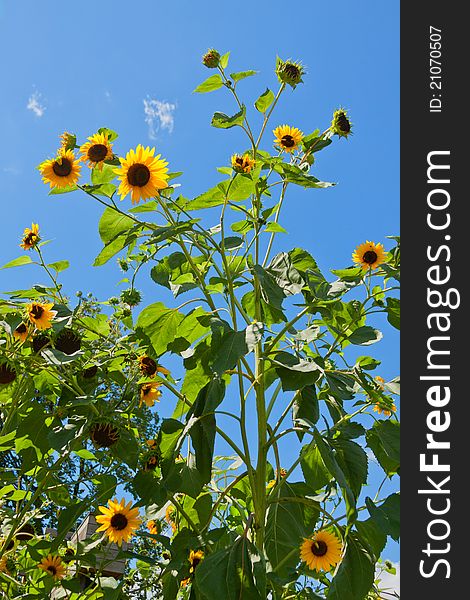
[211,105,246,129]
[255,88,275,113]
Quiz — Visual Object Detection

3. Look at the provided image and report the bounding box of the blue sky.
[0,0,399,566]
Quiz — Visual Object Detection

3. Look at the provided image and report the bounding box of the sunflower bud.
[118,258,129,272]
[60,131,77,151]
[276,57,305,88]
[331,108,352,138]
[120,288,142,307]
[202,48,221,69]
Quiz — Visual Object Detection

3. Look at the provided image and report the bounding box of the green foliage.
[0,49,399,600]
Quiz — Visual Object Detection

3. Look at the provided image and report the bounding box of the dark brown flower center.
[363,250,378,264]
[142,384,152,396]
[281,135,295,148]
[284,64,301,79]
[55,329,81,355]
[90,423,119,448]
[127,163,151,187]
[337,114,351,133]
[33,334,49,353]
[88,144,108,162]
[0,363,16,384]
[47,565,57,575]
[16,323,27,334]
[140,357,157,376]
[191,558,201,569]
[145,454,159,470]
[311,540,328,557]
[52,158,72,177]
[23,233,38,246]
[110,513,128,531]
[15,523,35,540]
[83,365,98,379]
[30,304,44,319]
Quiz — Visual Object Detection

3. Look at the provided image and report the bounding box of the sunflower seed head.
[276,57,305,88]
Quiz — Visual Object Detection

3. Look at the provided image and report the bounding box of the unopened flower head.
[202,48,221,68]
[331,108,352,138]
[276,57,305,88]
[120,288,142,307]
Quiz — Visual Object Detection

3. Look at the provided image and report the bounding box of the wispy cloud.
[2,166,21,176]
[27,91,46,117]
[143,97,176,140]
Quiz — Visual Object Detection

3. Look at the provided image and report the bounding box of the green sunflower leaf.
[219,51,230,69]
[193,74,224,93]
[255,88,275,113]
[230,70,257,83]
[347,326,383,346]
[328,535,375,600]
[1,256,34,270]
[211,105,246,129]
[365,420,400,477]
[49,184,78,195]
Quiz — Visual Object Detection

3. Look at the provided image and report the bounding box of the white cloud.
[376,561,400,597]
[143,97,176,139]
[27,91,46,117]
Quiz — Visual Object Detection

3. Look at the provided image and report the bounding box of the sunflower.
[0,555,9,575]
[96,498,142,546]
[300,530,343,572]
[79,132,114,170]
[90,422,120,448]
[114,145,169,204]
[373,402,397,417]
[276,58,305,88]
[189,549,204,574]
[55,328,81,355]
[38,555,66,580]
[0,363,16,385]
[13,323,29,343]
[331,108,352,138]
[165,504,177,533]
[140,382,162,407]
[138,356,170,378]
[20,223,40,250]
[40,148,81,189]
[273,125,303,153]
[26,302,57,330]
[82,365,98,379]
[59,131,76,150]
[352,241,386,271]
[32,334,50,353]
[147,520,160,536]
[144,454,159,470]
[231,153,256,174]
